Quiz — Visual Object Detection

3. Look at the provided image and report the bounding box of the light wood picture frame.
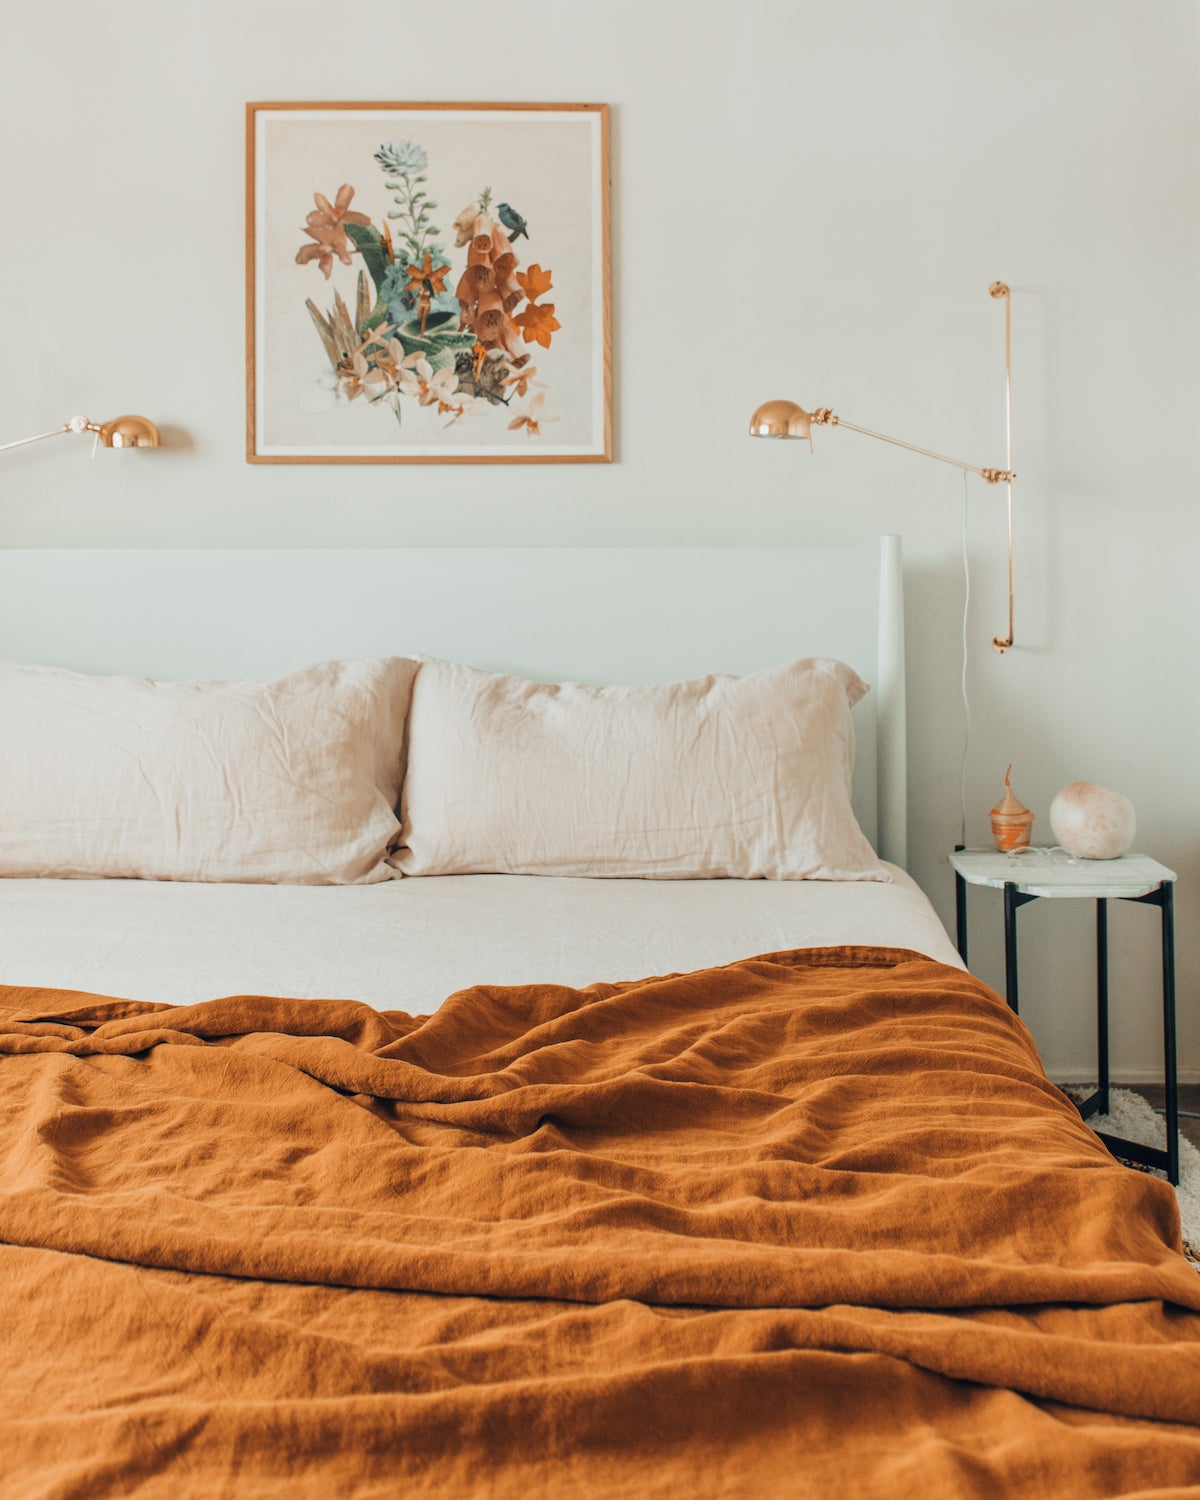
[247,102,611,464]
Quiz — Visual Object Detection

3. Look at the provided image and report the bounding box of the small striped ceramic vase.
[990,765,1034,851]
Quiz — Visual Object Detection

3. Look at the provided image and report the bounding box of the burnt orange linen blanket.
[2,946,1199,1498]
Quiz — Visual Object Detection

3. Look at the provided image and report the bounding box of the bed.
[0,864,959,1009]
[0,540,916,1005]
[1,541,1198,1499]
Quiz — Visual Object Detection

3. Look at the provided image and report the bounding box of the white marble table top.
[948,849,1176,900]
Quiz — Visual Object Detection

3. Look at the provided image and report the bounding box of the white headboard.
[0,538,907,867]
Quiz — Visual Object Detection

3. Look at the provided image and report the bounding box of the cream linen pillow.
[395,657,887,881]
[0,658,417,884]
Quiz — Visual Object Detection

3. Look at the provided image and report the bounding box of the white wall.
[1,0,1197,1078]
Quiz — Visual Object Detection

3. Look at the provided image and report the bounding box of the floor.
[1116,1082,1200,1153]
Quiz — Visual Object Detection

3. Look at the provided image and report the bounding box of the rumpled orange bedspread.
[2,946,1199,1498]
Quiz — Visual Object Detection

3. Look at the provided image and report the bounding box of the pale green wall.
[1,0,1197,1075]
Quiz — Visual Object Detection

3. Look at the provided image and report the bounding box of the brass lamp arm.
[0,422,80,454]
[811,409,1014,485]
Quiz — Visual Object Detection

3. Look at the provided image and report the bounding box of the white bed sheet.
[0,866,962,1014]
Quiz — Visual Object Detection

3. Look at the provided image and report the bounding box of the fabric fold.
[3,948,1199,1496]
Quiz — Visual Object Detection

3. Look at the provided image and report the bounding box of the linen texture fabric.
[0,657,417,884]
[2,950,1199,1496]
[0,862,959,1008]
[395,656,887,880]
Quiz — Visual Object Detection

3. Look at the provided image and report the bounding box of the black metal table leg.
[1162,882,1179,1185]
[1096,899,1109,1115]
[1000,884,1039,1014]
[955,868,968,966]
[1003,882,1020,1014]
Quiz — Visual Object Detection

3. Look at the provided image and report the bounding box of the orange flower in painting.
[513,301,561,349]
[502,363,538,398]
[515,264,553,302]
[403,253,452,299]
[340,348,391,403]
[508,393,547,436]
[438,394,474,426]
[396,356,460,409]
[296,185,371,279]
[296,243,337,278]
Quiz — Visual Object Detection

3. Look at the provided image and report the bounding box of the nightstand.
[948,848,1179,1184]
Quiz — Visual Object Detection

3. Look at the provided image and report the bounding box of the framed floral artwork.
[247,101,611,464]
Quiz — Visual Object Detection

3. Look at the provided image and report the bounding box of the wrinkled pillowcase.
[395,657,888,881]
[0,657,417,884]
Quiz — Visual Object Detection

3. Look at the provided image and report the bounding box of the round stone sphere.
[1049,782,1136,860]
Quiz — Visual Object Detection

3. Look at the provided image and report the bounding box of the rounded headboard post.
[876,534,908,869]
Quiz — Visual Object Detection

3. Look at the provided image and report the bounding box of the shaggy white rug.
[1074,1087,1200,1261]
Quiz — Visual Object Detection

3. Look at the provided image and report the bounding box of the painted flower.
[501,363,539,398]
[452,201,480,248]
[513,300,561,349]
[439,392,476,427]
[508,392,547,436]
[296,243,337,279]
[340,348,391,403]
[296,185,371,279]
[359,322,396,354]
[396,356,460,407]
[368,335,409,386]
[403,253,452,300]
[515,264,553,302]
[374,139,428,177]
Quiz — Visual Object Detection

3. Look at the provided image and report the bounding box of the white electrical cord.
[959,471,971,847]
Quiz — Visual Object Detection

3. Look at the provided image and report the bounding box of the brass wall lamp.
[0,414,160,455]
[750,282,1017,653]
